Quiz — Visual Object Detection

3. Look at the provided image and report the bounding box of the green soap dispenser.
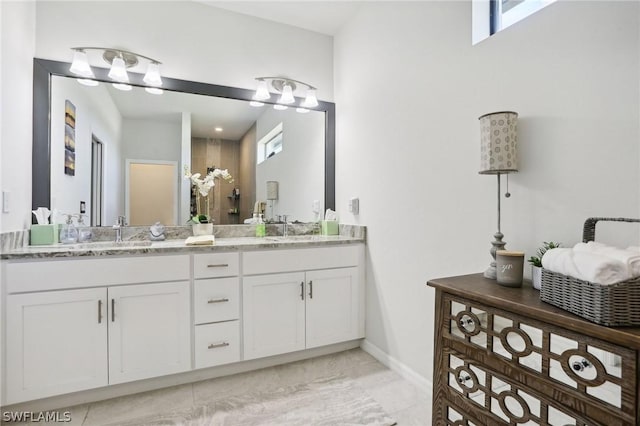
[256,214,266,237]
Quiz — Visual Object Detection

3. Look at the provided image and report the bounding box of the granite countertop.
[1,235,364,259]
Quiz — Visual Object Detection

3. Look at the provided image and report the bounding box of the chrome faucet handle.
[116,215,127,227]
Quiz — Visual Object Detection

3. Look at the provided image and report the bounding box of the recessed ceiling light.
[215,127,223,132]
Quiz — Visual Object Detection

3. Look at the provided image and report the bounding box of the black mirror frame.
[32,58,335,221]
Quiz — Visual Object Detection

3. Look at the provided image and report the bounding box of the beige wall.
[129,163,176,226]
[238,124,257,221]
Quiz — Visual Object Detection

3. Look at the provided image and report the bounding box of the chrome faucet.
[282,215,289,237]
[113,215,126,242]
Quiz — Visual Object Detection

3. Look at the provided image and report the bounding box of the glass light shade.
[266,181,279,200]
[301,89,318,108]
[296,108,310,114]
[143,62,163,86]
[108,57,129,83]
[278,84,295,104]
[70,50,94,78]
[479,111,518,174]
[254,80,271,101]
[145,87,163,95]
[249,101,265,107]
[112,83,132,91]
[273,104,288,110]
[77,78,99,87]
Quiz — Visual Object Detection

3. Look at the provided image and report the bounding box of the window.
[492,0,556,34]
[257,123,283,164]
[473,0,557,44]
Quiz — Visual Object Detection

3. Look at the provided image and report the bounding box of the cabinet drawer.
[243,244,363,275]
[194,321,240,369]
[194,278,239,324]
[5,255,190,293]
[193,252,239,279]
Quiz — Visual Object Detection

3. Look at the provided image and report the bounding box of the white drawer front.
[193,252,239,279]
[194,278,240,324]
[194,321,240,369]
[5,255,190,293]
[243,244,363,275]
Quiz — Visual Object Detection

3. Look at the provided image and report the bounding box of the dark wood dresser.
[428,274,640,426]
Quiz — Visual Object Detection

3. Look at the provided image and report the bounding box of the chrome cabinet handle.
[207,263,229,268]
[208,342,230,349]
[572,358,592,372]
[308,280,313,299]
[207,298,230,304]
[457,375,471,384]
[111,298,115,322]
[300,282,305,300]
[98,300,103,324]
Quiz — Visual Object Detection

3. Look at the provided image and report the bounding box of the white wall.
[1,1,36,231]
[121,118,181,162]
[335,1,639,381]
[0,1,333,232]
[255,108,325,222]
[50,77,123,225]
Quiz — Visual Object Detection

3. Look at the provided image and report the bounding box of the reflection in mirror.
[33,59,335,228]
[49,75,325,226]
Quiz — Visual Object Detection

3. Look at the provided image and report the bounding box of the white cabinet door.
[306,267,360,349]
[243,272,306,360]
[108,281,190,384]
[5,288,108,404]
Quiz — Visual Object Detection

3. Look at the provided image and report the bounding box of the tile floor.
[4,349,432,425]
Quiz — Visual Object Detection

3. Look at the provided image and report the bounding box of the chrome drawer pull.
[208,342,230,349]
[572,358,592,372]
[207,263,229,268]
[457,375,471,384]
[207,298,230,304]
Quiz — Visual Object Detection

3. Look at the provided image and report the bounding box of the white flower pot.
[192,223,213,236]
[532,266,542,290]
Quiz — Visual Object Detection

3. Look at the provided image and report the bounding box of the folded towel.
[185,235,215,246]
[542,247,629,285]
[628,246,640,252]
[574,242,640,278]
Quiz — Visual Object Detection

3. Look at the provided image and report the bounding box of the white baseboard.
[360,339,432,394]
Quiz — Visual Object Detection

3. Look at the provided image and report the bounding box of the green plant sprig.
[528,241,562,267]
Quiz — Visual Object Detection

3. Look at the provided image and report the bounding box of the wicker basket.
[540,217,640,326]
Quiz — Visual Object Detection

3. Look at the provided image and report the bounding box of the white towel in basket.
[542,247,629,285]
[574,241,640,278]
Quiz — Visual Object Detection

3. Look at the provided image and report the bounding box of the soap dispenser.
[60,214,79,244]
[255,214,266,237]
[77,214,92,243]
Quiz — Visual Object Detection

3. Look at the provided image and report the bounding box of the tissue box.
[30,224,57,245]
[321,220,339,236]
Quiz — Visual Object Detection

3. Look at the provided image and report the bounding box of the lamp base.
[485,231,506,280]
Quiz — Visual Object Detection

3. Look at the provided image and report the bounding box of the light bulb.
[108,56,129,83]
[273,104,288,110]
[250,101,264,107]
[112,83,132,91]
[145,87,163,95]
[77,78,99,87]
[69,50,94,78]
[301,89,318,108]
[143,62,163,86]
[278,84,295,104]
[254,80,271,101]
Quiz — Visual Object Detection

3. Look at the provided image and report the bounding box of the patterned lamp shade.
[479,111,518,174]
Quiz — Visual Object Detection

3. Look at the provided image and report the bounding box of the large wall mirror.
[33,58,335,227]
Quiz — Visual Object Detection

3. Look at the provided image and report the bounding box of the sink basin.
[67,240,153,249]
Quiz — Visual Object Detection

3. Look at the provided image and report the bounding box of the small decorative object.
[478,111,518,280]
[184,166,233,235]
[149,222,166,241]
[496,250,525,287]
[528,241,562,290]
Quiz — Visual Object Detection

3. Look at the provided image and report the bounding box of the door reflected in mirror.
[48,75,325,227]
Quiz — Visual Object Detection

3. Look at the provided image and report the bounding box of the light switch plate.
[348,197,359,215]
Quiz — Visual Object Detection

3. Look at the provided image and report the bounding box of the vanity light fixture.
[69,47,163,92]
[252,77,319,113]
[478,111,519,280]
